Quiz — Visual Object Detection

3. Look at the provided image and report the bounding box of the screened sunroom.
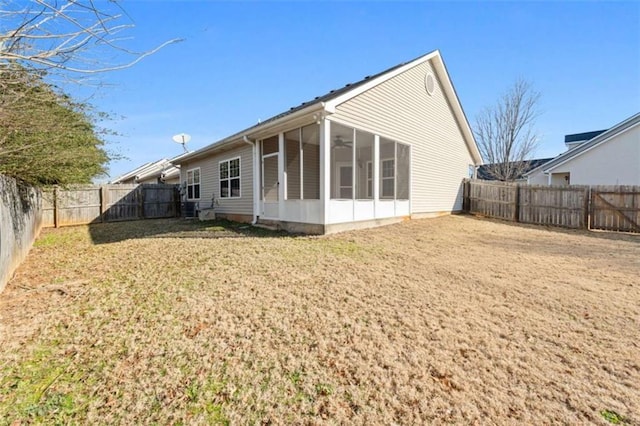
[256,119,411,231]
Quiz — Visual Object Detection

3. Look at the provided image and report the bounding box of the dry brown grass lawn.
[0,216,638,425]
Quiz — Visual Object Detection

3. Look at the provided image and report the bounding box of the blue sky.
[74,1,640,181]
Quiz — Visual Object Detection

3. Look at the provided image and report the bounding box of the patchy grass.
[1,216,639,424]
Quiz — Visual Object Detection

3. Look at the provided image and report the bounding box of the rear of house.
[175,50,481,234]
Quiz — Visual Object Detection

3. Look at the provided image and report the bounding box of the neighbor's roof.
[111,151,191,184]
[477,158,554,180]
[174,50,481,165]
[110,161,156,184]
[526,112,640,176]
[564,130,607,144]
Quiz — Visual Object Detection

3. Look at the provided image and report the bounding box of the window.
[186,168,200,200]
[220,158,240,198]
[381,159,395,198]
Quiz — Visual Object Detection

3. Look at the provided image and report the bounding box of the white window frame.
[186,167,201,200]
[219,157,241,199]
[380,157,395,199]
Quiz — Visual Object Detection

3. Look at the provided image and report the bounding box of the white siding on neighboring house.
[550,125,640,186]
[332,59,475,214]
[527,169,549,185]
[180,143,254,215]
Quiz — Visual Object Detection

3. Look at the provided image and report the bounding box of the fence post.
[53,186,59,228]
[139,185,146,219]
[584,186,591,230]
[100,186,108,222]
[462,179,470,212]
[513,184,520,223]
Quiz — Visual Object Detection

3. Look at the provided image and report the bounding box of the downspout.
[243,135,259,225]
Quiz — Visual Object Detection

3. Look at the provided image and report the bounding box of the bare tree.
[0,1,180,184]
[474,79,541,181]
[0,0,181,77]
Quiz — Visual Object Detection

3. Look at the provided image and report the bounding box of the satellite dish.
[172,133,191,152]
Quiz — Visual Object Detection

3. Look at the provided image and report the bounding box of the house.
[173,50,482,234]
[477,158,554,181]
[527,112,640,186]
[110,153,189,185]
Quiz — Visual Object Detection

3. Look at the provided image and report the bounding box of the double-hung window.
[381,159,395,199]
[220,158,241,198]
[186,168,200,199]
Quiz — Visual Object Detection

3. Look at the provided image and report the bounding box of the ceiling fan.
[332,135,353,149]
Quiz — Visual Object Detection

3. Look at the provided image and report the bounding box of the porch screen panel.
[379,138,395,200]
[397,143,410,200]
[285,129,301,199]
[355,130,374,200]
[330,122,354,199]
[263,156,278,202]
[262,136,279,155]
[301,124,320,199]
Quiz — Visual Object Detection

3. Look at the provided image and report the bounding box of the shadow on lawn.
[88,218,292,245]
[463,213,640,244]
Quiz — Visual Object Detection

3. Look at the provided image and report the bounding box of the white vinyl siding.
[180,143,254,215]
[332,59,476,213]
[549,125,640,186]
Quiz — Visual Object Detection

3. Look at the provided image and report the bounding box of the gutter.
[175,102,327,164]
[243,135,259,225]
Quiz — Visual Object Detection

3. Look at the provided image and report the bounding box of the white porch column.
[373,134,380,217]
[320,118,330,225]
[278,132,285,215]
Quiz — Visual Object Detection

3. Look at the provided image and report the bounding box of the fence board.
[463,180,640,234]
[590,185,640,233]
[467,180,518,221]
[519,185,588,229]
[42,184,179,227]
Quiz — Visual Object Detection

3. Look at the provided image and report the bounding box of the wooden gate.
[590,185,640,233]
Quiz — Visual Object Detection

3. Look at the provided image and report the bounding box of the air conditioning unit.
[198,208,216,221]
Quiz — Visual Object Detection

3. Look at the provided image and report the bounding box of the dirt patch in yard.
[1,216,638,424]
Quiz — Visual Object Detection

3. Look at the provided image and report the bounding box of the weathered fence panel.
[467,180,518,221]
[590,185,640,233]
[519,185,589,229]
[464,180,640,234]
[141,184,180,219]
[42,184,179,227]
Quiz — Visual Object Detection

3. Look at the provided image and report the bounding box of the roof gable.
[176,50,481,164]
[527,112,640,176]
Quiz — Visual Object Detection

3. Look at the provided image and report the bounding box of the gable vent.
[425,72,436,96]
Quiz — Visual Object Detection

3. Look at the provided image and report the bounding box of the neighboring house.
[527,113,640,186]
[111,153,190,184]
[173,50,482,234]
[477,158,554,181]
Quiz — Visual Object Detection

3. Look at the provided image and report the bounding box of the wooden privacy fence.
[463,179,640,233]
[42,184,180,227]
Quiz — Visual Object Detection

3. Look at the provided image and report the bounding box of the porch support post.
[278,132,285,217]
[373,134,380,218]
[320,118,331,225]
[253,140,260,223]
